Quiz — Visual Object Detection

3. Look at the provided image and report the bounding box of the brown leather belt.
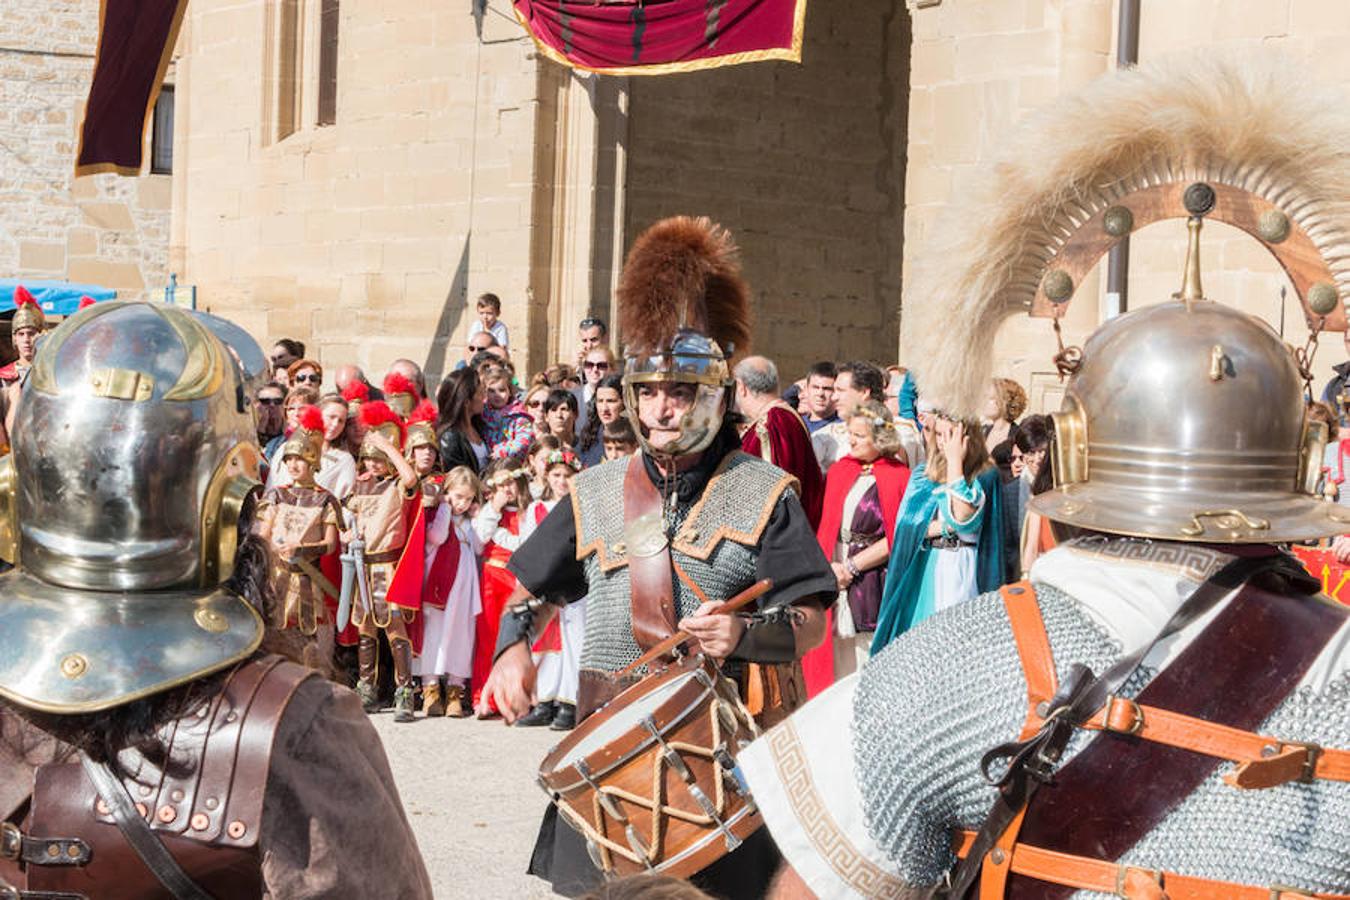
[364,548,401,565]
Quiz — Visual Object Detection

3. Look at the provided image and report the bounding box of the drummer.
[480,216,837,897]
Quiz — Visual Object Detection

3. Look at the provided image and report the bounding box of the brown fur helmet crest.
[617,215,751,358]
[617,216,752,458]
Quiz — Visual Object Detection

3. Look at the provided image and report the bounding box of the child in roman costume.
[470,460,533,714]
[513,448,585,731]
[416,466,484,718]
[255,404,343,672]
[344,400,425,723]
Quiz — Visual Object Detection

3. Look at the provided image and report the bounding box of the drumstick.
[616,578,774,678]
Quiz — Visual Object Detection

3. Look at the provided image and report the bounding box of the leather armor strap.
[0,823,89,867]
[946,553,1280,900]
[1005,578,1346,900]
[0,881,86,900]
[953,831,1350,900]
[623,457,677,652]
[1083,692,1350,788]
[78,756,214,900]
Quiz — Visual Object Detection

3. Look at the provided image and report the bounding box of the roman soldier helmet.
[383,371,417,418]
[908,52,1350,544]
[359,400,405,463]
[0,301,265,713]
[404,399,438,456]
[281,404,325,470]
[617,216,751,458]
[11,284,46,334]
[342,379,370,416]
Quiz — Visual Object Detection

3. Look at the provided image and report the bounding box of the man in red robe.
[735,355,825,528]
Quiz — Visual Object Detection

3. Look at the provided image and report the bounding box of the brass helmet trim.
[200,442,263,588]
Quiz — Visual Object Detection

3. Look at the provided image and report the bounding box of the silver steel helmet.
[0,301,265,713]
[622,329,731,458]
[1031,296,1349,544]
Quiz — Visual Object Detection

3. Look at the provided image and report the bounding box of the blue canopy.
[0,279,117,316]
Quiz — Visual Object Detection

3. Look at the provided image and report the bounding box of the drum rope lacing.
[557,682,759,871]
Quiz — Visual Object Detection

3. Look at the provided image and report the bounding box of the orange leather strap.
[953,830,1350,900]
[999,580,1057,740]
[981,581,1057,899]
[1083,694,1350,788]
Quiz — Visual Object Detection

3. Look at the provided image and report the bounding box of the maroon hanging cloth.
[513,0,808,75]
[75,0,189,176]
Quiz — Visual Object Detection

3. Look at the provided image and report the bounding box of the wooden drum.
[537,655,762,879]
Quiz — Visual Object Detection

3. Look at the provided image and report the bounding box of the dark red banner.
[1291,546,1350,606]
[513,0,807,75]
[76,0,188,177]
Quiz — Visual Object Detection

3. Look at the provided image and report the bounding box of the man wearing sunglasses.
[574,347,615,433]
[255,382,286,447]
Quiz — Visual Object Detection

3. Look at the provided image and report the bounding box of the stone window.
[266,0,339,143]
[151,85,174,175]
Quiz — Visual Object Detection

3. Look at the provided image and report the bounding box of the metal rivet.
[991,848,1006,865]
[1261,743,1280,758]
[139,786,153,797]
[134,802,148,818]
[59,653,88,680]
[1035,701,1051,718]
[1042,269,1074,303]
[1309,282,1339,316]
[95,799,109,816]
[190,813,210,831]
[45,844,59,858]
[1008,586,1025,595]
[227,820,246,839]
[226,711,238,723]
[194,607,229,634]
[1102,205,1134,238]
[65,844,81,859]
[157,806,176,824]
[1257,209,1291,244]
[205,798,219,810]
[170,789,184,803]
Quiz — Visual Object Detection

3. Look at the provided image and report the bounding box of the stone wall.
[172,0,550,385]
[623,0,910,384]
[902,0,1350,412]
[0,0,170,303]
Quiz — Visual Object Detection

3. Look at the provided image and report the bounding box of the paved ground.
[370,710,564,899]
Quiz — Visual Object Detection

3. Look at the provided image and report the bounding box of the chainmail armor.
[852,582,1350,896]
[572,454,787,675]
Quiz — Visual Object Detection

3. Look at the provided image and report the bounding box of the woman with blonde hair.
[982,376,1027,453]
[872,413,1004,652]
[802,400,911,692]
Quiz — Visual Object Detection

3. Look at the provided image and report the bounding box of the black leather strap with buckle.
[0,822,89,868]
[0,883,88,900]
[78,755,215,900]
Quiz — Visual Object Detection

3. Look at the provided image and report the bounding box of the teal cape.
[871,464,1005,653]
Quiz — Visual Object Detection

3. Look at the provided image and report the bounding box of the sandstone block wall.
[903,0,1350,412]
[0,0,170,304]
[172,0,549,386]
[623,0,910,384]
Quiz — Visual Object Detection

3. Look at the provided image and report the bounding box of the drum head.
[557,669,699,767]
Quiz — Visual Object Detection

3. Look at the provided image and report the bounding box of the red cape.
[0,363,21,384]
[383,492,427,654]
[473,507,522,710]
[740,403,825,528]
[801,455,910,698]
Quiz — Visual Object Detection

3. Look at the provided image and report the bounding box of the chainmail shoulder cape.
[853,582,1350,896]
[571,452,797,675]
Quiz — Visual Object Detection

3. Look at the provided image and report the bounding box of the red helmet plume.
[77,296,96,311]
[360,399,405,436]
[407,399,437,425]
[382,372,416,398]
[13,285,37,309]
[341,380,370,403]
[296,405,325,434]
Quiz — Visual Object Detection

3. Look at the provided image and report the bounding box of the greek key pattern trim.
[1064,536,1228,583]
[766,719,910,899]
